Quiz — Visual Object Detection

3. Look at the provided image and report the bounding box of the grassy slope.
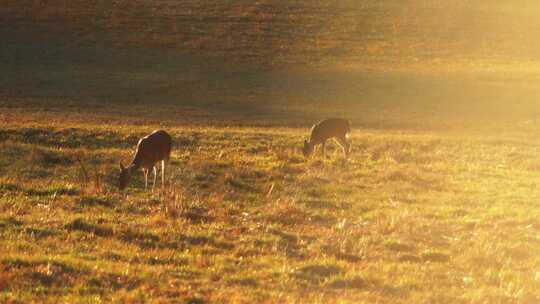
[5,1,540,66]
[4,1,540,129]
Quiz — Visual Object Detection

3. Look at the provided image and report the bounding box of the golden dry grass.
[1,106,540,303]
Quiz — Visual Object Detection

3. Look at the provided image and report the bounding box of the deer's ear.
[120,162,125,170]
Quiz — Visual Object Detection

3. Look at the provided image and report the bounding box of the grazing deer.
[119,130,172,191]
[303,118,351,158]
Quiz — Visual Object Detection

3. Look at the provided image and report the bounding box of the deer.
[118,130,172,191]
[303,118,351,158]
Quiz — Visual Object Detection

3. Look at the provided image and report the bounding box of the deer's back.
[133,130,172,169]
[310,118,350,142]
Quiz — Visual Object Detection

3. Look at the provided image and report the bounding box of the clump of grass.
[75,154,105,194]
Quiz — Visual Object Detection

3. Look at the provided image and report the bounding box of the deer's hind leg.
[152,166,157,191]
[161,160,165,188]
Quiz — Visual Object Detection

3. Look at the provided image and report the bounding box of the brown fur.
[119,130,172,190]
[303,118,351,157]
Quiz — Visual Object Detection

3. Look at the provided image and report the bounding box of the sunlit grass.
[1,109,540,303]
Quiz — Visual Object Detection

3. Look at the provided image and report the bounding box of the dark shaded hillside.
[4,1,540,67]
[3,1,540,129]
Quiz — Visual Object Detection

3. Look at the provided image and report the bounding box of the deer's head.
[302,140,314,157]
[118,162,132,190]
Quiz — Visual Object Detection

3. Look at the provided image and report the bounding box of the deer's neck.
[130,148,147,170]
[127,161,139,172]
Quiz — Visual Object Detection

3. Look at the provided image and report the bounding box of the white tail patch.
[345,133,350,139]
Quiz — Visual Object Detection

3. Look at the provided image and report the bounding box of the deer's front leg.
[143,169,149,189]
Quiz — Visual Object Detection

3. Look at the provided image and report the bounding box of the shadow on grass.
[326,275,365,289]
[24,186,79,197]
[78,196,113,208]
[0,216,23,228]
[65,218,114,237]
[0,128,141,149]
[84,272,141,293]
[24,227,58,239]
[293,264,343,284]
[0,172,79,198]
[300,199,352,211]
[64,218,234,250]
[1,258,76,273]
[1,258,81,289]
[181,207,215,224]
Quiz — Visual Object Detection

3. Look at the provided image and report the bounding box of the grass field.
[2,106,540,303]
[2,1,540,303]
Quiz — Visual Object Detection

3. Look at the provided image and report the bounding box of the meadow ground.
[1,102,540,303]
[3,1,540,303]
